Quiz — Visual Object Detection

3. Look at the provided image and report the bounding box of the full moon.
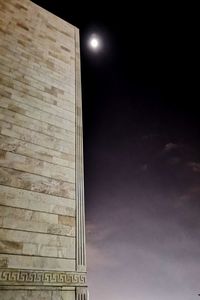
[90,38,99,49]
[88,35,101,51]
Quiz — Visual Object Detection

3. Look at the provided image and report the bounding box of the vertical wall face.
[0,0,87,299]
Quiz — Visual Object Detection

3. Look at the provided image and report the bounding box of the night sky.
[33,2,199,299]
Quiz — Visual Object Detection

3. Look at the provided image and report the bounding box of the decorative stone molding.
[75,28,87,273]
[0,269,86,286]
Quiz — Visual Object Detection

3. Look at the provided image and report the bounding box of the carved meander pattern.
[0,269,86,286]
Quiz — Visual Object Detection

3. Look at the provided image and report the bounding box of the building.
[0,0,88,299]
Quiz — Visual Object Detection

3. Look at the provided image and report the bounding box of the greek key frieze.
[0,269,86,286]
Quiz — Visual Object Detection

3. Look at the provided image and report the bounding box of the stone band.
[0,269,86,286]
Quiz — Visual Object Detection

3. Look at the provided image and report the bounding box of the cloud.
[163,142,179,152]
[168,156,181,165]
[87,215,200,300]
[87,242,120,271]
[86,221,121,275]
[85,141,200,300]
[86,221,116,243]
[188,162,200,173]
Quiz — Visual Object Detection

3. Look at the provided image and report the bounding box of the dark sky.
[33,1,199,299]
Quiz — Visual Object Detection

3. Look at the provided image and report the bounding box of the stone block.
[0,167,75,198]
[0,290,75,300]
[0,185,75,216]
[0,254,75,271]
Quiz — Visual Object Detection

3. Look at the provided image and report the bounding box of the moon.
[88,34,101,51]
[90,38,99,49]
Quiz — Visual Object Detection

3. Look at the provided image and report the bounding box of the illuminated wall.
[0,0,87,299]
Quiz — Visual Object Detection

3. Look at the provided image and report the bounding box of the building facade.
[0,0,88,299]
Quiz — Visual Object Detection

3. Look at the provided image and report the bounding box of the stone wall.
[0,0,87,299]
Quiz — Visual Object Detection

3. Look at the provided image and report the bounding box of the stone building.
[0,0,88,299]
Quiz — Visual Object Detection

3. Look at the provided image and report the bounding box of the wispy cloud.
[163,142,179,152]
[188,162,200,172]
[86,222,116,243]
[87,242,120,271]
[86,139,200,300]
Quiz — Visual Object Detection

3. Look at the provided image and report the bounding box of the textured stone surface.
[0,290,75,300]
[0,0,87,299]
[0,185,75,216]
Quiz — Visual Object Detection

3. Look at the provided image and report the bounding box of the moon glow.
[88,34,101,51]
[90,38,99,48]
